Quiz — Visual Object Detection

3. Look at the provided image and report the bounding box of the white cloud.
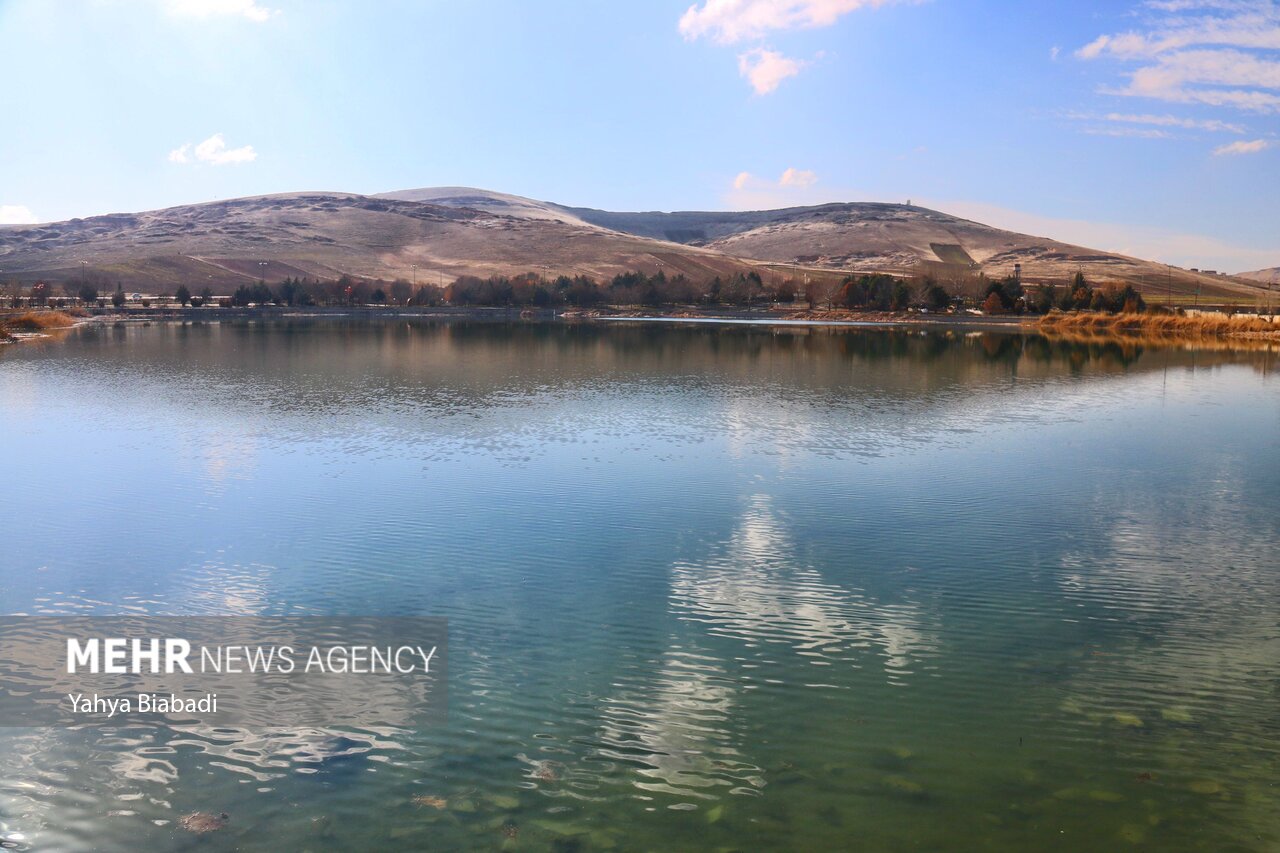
[779,167,818,186]
[162,0,277,22]
[683,0,900,91]
[169,133,257,166]
[1125,49,1280,98]
[1051,46,1061,61]
[0,205,40,225]
[1077,2,1280,112]
[729,169,820,200]
[738,47,806,93]
[1213,137,1273,154]
[680,0,901,44]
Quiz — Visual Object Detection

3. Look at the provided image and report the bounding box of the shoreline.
[5,305,1277,348]
[72,304,1028,330]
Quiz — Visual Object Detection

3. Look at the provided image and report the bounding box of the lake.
[1,318,1277,851]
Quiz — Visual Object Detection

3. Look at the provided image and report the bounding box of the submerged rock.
[531,761,563,782]
[179,812,229,834]
[1112,712,1144,728]
[1188,780,1222,795]
[1119,823,1146,844]
[412,794,448,809]
[883,775,924,794]
[488,793,520,810]
[588,831,618,849]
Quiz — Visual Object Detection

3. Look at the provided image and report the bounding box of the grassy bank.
[0,310,81,342]
[1035,310,1280,342]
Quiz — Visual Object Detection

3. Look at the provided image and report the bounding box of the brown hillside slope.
[382,187,1268,300]
[0,193,765,291]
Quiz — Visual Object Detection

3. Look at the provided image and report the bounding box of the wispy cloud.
[1077,10,1280,59]
[1077,1,1280,113]
[0,205,40,225]
[169,133,258,166]
[1065,110,1248,135]
[161,0,278,22]
[1083,126,1173,138]
[1214,137,1273,153]
[738,48,806,93]
[1101,111,1246,131]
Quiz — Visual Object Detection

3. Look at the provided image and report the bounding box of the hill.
[0,193,776,292]
[1236,267,1279,285]
[0,187,1269,301]
[381,188,1265,300]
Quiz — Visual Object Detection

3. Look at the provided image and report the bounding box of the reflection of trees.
[53,321,1276,418]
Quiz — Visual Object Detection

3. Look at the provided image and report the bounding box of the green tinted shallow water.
[0,319,1277,852]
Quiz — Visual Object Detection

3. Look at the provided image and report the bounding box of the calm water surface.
[1,319,1277,852]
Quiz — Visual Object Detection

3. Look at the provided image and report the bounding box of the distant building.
[1013,263,1022,282]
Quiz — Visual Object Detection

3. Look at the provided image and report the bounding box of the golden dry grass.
[0,310,79,340]
[1035,310,1280,341]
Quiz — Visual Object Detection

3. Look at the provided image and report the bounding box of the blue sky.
[1,0,1277,271]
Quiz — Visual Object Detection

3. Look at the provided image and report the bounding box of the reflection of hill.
[9,321,1273,473]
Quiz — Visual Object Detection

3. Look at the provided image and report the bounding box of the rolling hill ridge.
[0,187,1269,300]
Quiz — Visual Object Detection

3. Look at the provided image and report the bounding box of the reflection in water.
[594,649,761,801]
[671,495,935,677]
[0,319,1277,851]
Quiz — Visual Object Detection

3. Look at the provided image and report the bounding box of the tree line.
[2,268,1151,316]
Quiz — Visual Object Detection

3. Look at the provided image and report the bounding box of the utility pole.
[1167,265,1172,308]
